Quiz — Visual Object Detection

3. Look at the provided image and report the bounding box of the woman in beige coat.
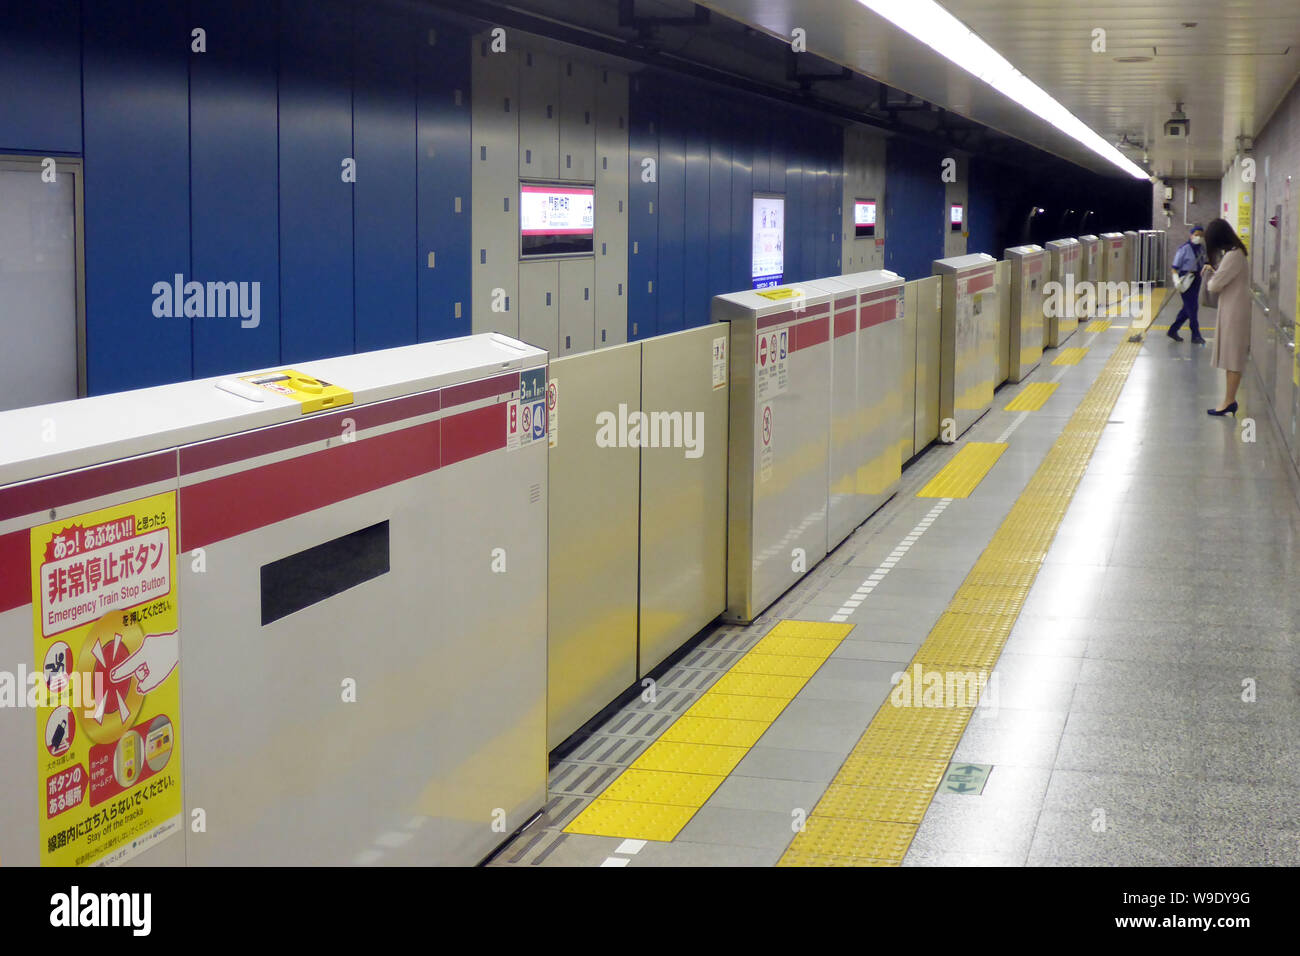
[1201,218,1251,415]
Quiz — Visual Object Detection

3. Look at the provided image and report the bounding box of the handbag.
[1175,272,1194,293]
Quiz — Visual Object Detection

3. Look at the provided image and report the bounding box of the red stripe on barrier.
[967,273,995,293]
[0,529,30,613]
[0,452,178,524]
[859,300,896,329]
[180,390,442,475]
[859,290,900,308]
[442,371,520,410]
[442,403,507,468]
[179,420,441,551]
[834,296,856,310]
[757,301,829,330]
[834,311,856,338]
[792,316,829,351]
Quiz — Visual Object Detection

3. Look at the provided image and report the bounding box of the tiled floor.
[491,300,1300,867]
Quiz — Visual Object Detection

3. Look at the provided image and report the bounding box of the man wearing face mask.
[1168,224,1207,344]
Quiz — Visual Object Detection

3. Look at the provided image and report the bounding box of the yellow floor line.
[1004,382,1058,412]
[779,333,1145,866]
[1084,319,1110,333]
[1051,347,1088,366]
[916,442,1007,499]
[563,620,853,842]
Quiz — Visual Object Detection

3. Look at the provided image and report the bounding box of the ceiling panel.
[697,0,1300,179]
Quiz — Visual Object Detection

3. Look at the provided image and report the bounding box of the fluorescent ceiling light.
[859,0,1151,179]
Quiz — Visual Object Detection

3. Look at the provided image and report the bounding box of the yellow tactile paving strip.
[1004,382,1058,412]
[563,620,854,842]
[1051,347,1088,366]
[1084,319,1111,333]
[916,442,1007,498]
[779,332,1146,866]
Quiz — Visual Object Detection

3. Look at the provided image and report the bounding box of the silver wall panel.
[559,59,597,183]
[518,50,560,181]
[714,284,833,622]
[547,344,641,749]
[434,421,548,865]
[900,280,919,461]
[1045,238,1080,347]
[1078,235,1100,321]
[994,259,1011,385]
[559,258,596,356]
[519,259,559,355]
[471,38,520,336]
[841,126,887,273]
[595,69,630,348]
[1005,245,1046,383]
[638,327,728,673]
[934,254,999,440]
[914,275,943,450]
[1099,232,1126,310]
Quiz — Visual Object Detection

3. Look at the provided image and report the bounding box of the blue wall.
[884,140,946,280]
[627,71,843,341]
[0,0,472,396]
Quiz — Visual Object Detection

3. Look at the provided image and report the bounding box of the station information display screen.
[752,193,785,288]
[854,199,877,238]
[950,203,965,232]
[520,183,595,257]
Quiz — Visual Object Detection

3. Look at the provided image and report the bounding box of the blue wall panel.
[626,77,658,341]
[353,3,417,352]
[278,0,354,363]
[656,102,686,334]
[884,139,945,280]
[82,0,191,393]
[417,18,471,343]
[782,150,803,283]
[190,0,280,379]
[682,105,711,330]
[705,104,732,317]
[966,158,999,258]
[0,0,81,153]
[729,112,753,293]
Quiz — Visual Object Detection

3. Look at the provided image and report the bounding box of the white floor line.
[995,410,1030,443]
[600,857,630,867]
[829,497,952,621]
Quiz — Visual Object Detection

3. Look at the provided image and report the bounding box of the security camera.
[1164,102,1189,139]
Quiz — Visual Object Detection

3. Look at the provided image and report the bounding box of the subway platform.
[492,291,1300,867]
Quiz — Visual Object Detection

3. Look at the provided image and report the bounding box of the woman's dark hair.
[1204,218,1248,266]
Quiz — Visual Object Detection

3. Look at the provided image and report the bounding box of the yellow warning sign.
[239,368,353,414]
[756,288,801,301]
[30,492,183,866]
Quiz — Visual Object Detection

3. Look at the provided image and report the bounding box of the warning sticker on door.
[30,492,183,867]
[506,398,547,452]
[756,327,789,401]
[712,336,728,390]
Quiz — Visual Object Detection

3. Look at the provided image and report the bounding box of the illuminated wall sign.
[752,193,785,289]
[950,203,965,232]
[520,183,595,257]
[854,199,877,238]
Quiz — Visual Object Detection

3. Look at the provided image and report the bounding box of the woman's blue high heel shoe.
[1207,401,1238,417]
